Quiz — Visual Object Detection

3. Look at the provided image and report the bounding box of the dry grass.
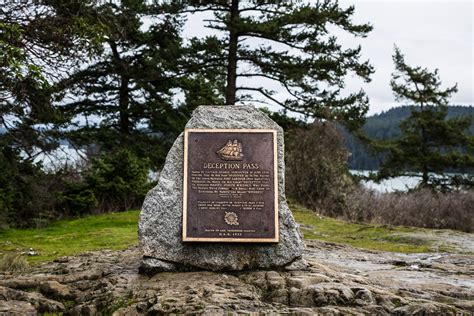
[344,187,474,233]
[0,253,29,272]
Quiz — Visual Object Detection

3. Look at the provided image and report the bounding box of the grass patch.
[291,203,433,253]
[0,210,139,264]
[0,204,454,265]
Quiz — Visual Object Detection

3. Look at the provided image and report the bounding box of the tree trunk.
[421,167,429,186]
[419,97,428,186]
[225,0,239,105]
[109,40,130,135]
[119,75,130,134]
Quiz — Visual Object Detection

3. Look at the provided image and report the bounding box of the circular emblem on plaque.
[224,212,239,226]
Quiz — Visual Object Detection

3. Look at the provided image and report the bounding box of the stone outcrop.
[0,241,472,315]
[138,105,305,272]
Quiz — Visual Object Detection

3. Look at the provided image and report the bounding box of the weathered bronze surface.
[183,129,278,242]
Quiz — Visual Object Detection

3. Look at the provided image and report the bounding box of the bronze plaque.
[182,129,279,242]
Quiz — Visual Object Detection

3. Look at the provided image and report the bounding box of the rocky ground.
[0,239,473,315]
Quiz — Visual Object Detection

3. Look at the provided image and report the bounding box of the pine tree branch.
[239,32,306,50]
[236,86,307,116]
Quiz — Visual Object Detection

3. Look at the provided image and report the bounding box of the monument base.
[139,256,309,275]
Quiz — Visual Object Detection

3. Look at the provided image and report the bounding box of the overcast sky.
[185,0,473,116]
[339,0,473,114]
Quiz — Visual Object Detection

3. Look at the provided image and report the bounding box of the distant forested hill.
[344,105,474,170]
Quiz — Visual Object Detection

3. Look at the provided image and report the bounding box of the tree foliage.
[183,0,374,128]
[56,1,223,168]
[0,147,45,227]
[376,47,474,189]
[84,149,152,212]
[0,2,105,159]
[0,2,160,226]
[0,2,108,227]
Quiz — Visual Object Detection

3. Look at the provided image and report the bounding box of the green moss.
[102,298,135,314]
[437,244,459,253]
[0,210,139,264]
[291,203,434,253]
[61,300,76,309]
[391,298,403,307]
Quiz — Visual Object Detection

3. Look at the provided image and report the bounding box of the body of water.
[33,145,85,171]
[350,170,420,192]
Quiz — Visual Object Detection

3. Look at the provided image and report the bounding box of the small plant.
[0,253,29,272]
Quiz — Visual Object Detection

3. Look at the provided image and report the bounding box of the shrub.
[345,187,474,233]
[85,149,152,212]
[285,122,353,216]
[0,147,54,228]
[1,146,153,228]
[56,183,98,216]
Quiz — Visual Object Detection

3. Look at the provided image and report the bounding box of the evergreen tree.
[342,105,474,170]
[56,1,223,168]
[1,1,106,226]
[183,0,374,128]
[376,47,474,189]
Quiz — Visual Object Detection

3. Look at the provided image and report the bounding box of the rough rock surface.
[0,241,472,315]
[139,105,305,271]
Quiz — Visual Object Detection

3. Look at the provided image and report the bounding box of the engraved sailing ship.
[216,139,244,161]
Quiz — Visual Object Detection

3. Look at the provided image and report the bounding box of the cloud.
[340,0,473,114]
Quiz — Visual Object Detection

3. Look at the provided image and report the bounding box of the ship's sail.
[217,139,244,160]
